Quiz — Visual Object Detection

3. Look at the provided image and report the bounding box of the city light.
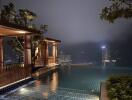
[101,45,106,49]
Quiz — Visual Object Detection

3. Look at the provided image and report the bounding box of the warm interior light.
[45,40,56,43]
[48,63,58,67]
[16,30,27,34]
[35,47,39,55]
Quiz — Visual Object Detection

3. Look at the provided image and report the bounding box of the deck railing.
[35,57,58,67]
[47,57,55,64]
[0,64,31,87]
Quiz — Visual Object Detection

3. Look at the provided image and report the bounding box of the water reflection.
[41,72,58,98]
[60,65,71,75]
[35,80,42,89]
[50,72,58,91]
[42,92,48,99]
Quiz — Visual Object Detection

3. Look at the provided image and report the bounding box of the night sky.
[1,0,132,64]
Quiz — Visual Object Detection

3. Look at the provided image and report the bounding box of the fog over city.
[1,0,132,63]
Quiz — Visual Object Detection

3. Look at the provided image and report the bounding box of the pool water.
[3,65,132,100]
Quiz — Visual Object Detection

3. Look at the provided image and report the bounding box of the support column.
[0,37,3,72]
[41,41,45,66]
[24,34,31,68]
[44,41,48,66]
[52,43,56,64]
[55,44,58,63]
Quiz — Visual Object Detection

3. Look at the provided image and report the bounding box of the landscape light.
[20,87,29,94]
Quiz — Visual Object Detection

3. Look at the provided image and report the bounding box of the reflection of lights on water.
[94,97,99,100]
[95,97,99,100]
[50,72,58,91]
[42,92,48,99]
[35,80,41,89]
[86,96,99,100]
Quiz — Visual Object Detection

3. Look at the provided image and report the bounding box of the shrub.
[106,76,132,100]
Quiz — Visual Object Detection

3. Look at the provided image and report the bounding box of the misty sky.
[1,0,132,63]
[1,0,132,44]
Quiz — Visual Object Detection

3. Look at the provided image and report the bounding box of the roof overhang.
[0,20,41,36]
[44,37,61,43]
[0,25,30,36]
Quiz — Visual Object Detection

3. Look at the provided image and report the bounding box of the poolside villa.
[0,20,34,88]
[0,17,61,92]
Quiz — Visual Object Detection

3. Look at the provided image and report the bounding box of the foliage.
[0,2,35,64]
[100,0,132,23]
[7,37,24,54]
[106,76,132,100]
[1,3,16,22]
[19,9,37,27]
[0,2,48,65]
[31,33,43,64]
[40,24,48,33]
[0,2,37,28]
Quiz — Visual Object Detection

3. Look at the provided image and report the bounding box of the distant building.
[109,37,132,66]
[101,45,111,66]
[0,19,39,88]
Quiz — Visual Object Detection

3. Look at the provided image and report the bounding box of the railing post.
[53,43,56,64]
[55,43,58,63]
[0,36,3,72]
[44,41,48,66]
[41,41,45,66]
[24,34,31,76]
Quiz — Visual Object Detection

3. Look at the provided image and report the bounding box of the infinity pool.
[3,65,132,100]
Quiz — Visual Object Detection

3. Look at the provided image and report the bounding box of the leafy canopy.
[100,0,132,23]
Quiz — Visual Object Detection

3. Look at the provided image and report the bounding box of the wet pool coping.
[0,77,34,96]
[34,66,59,77]
[100,82,109,100]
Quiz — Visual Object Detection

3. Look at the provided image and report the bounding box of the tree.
[40,24,48,32]
[100,0,132,23]
[19,9,37,28]
[0,2,48,65]
[1,3,16,22]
